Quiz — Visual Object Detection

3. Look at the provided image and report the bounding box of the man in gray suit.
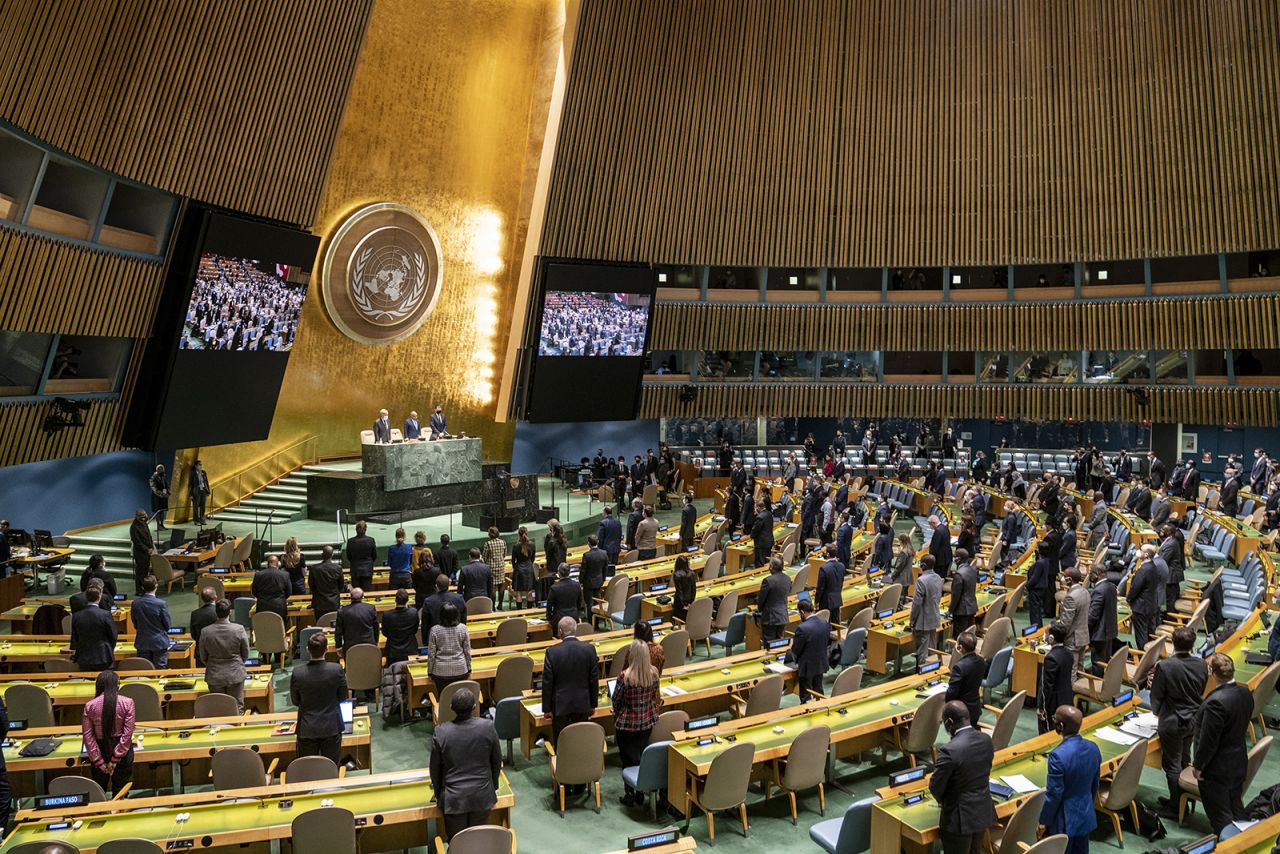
[199,598,250,711]
[1085,493,1108,550]
[1149,486,1172,530]
[1057,567,1090,672]
[910,554,943,671]
[949,551,978,637]
[429,687,502,840]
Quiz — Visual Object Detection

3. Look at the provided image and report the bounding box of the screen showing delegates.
[537,291,650,357]
[525,261,656,423]
[179,255,309,353]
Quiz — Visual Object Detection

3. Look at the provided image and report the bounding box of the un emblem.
[321,202,443,345]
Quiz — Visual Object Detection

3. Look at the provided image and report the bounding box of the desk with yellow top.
[743,569,890,651]
[215,566,396,597]
[2,598,132,634]
[658,512,722,553]
[865,584,1007,675]
[2,768,514,853]
[2,708,373,797]
[284,589,408,632]
[870,697,1157,854]
[8,547,76,588]
[0,633,196,671]
[639,564,806,623]
[0,666,275,720]
[1109,506,1158,547]
[517,644,798,757]
[318,606,554,656]
[666,667,952,819]
[1217,810,1280,853]
[724,520,799,574]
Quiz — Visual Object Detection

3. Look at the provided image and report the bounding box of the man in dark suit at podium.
[373,409,392,443]
[403,410,422,441]
[429,404,448,439]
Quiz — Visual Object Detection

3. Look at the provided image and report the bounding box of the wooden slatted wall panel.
[0,0,374,226]
[0,227,162,337]
[650,295,1280,353]
[544,0,1280,266]
[640,384,1280,426]
[0,399,128,467]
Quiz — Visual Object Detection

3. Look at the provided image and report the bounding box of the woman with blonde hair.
[612,638,661,806]
[280,536,306,595]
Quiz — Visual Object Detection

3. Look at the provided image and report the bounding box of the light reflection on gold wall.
[192,0,563,484]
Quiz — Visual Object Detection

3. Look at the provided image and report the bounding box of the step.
[256,488,306,503]
[270,482,309,495]
[236,497,302,511]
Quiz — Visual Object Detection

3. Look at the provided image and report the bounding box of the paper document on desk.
[765,662,796,674]
[661,685,687,697]
[527,703,543,717]
[1093,726,1139,746]
[1001,774,1040,794]
[922,682,949,697]
[1119,712,1158,739]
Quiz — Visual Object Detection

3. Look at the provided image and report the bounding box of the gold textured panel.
[542,0,1280,266]
[190,0,565,480]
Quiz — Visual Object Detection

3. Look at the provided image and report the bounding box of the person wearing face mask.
[929,701,996,854]
[429,404,449,439]
[1038,705,1101,854]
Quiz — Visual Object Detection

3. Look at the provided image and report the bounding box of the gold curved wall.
[542,0,1280,267]
[191,0,564,483]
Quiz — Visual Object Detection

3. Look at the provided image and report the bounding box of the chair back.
[196,575,226,600]
[650,710,690,744]
[621,549,639,565]
[97,841,163,854]
[360,429,376,444]
[436,679,482,724]
[984,646,1013,688]
[904,690,946,754]
[829,795,880,854]
[1252,663,1280,719]
[1129,638,1165,687]
[344,642,383,692]
[468,596,494,615]
[788,565,808,595]
[846,606,873,632]
[702,529,722,555]
[989,690,1027,752]
[995,790,1047,854]
[297,626,324,661]
[743,673,784,717]
[493,696,522,743]
[120,682,162,722]
[291,806,356,854]
[781,541,797,567]
[447,825,515,854]
[1023,836,1069,854]
[49,775,108,802]
[194,692,241,718]
[231,533,254,569]
[840,627,867,667]
[232,596,255,630]
[713,590,739,629]
[211,746,268,790]
[683,596,714,642]
[313,610,338,629]
[979,616,1012,660]
[875,583,903,613]
[575,620,595,637]
[117,657,155,671]
[1097,647,1128,703]
[285,755,339,784]
[700,740,756,811]
[783,725,831,791]
[43,657,78,673]
[1004,582,1026,615]
[702,549,723,580]
[1101,739,1148,810]
[661,629,689,667]
[630,740,672,791]
[60,614,72,634]
[149,554,178,583]
[608,644,631,678]
[251,610,288,656]
[603,580,631,620]
[211,541,236,570]
[492,655,534,702]
[5,683,54,727]
[1245,735,1274,791]
[553,721,606,785]
[831,664,863,697]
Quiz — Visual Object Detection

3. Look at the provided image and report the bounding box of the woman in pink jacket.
[81,670,136,794]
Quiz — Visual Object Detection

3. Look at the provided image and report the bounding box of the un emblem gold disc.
[321,202,443,345]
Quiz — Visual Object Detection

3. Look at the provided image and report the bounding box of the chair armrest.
[544,740,557,758]
[434,838,448,854]
[983,703,1002,715]
[428,691,439,707]
[111,782,133,800]
[1076,671,1103,687]
[265,757,279,778]
[338,765,347,778]
[803,686,828,700]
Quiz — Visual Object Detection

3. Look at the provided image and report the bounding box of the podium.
[361,437,482,490]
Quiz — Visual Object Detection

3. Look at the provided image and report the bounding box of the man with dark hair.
[1126,546,1159,649]
[345,520,377,591]
[335,587,379,656]
[787,599,829,701]
[429,687,502,840]
[382,588,419,666]
[290,632,347,764]
[1250,448,1269,495]
[131,574,171,668]
[596,506,622,566]
[1038,705,1100,854]
[910,554,943,671]
[542,618,599,750]
[945,631,987,725]
[930,701,996,854]
[1151,626,1208,816]
[1180,458,1202,501]
[814,544,846,617]
[1192,653,1254,833]
[309,545,344,619]
[545,563,583,626]
[578,535,608,615]
[200,598,249,711]
[436,534,459,582]
[70,586,116,671]
[149,464,169,531]
[678,494,698,552]
[457,548,492,602]
[1038,625,1075,733]
[188,459,210,525]
[189,587,218,660]
[635,507,659,561]
[1025,544,1052,631]
[422,574,467,637]
[128,508,155,596]
[750,500,775,569]
[80,554,117,600]
[1088,562,1121,674]
[625,498,644,549]
[1057,567,1089,670]
[949,550,978,637]
[928,514,953,578]
[756,556,791,643]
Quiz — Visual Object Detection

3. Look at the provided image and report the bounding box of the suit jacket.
[541,636,600,718]
[251,568,292,618]
[381,606,420,663]
[1195,681,1253,781]
[1151,652,1208,727]
[946,652,989,725]
[70,605,117,669]
[950,563,978,617]
[188,467,210,499]
[458,560,493,601]
[545,578,583,625]
[1088,576,1119,642]
[910,570,943,632]
[1129,487,1153,519]
[130,593,171,652]
[1159,537,1184,584]
[190,603,217,662]
[596,516,622,555]
[1039,644,1076,718]
[679,504,697,544]
[750,511,775,553]
[835,522,854,566]
[756,571,791,628]
[1087,502,1108,534]
[929,525,953,574]
[1181,469,1202,500]
[429,412,447,437]
[929,727,997,835]
[1149,457,1166,488]
[1150,496,1171,529]
[199,619,249,686]
[289,660,348,738]
[1126,560,1159,616]
[815,559,846,615]
[421,590,467,637]
[1221,478,1241,515]
[872,531,894,570]
[335,601,379,650]
[129,518,154,558]
[309,560,345,617]
[579,547,609,592]
[1058,584,1090,649]
[430,716,502,814]
[372,418,391,443]
[345,535,377,577]
[788,615,831,680]
[1040,734,1101,837]
[403,418,421,440]
[1026,557,1053,594]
